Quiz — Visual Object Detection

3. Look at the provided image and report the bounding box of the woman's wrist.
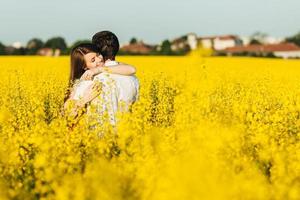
[102,66,111,73]
[75,99,86,108]
[92,67,102,75]
[98,67,105,73]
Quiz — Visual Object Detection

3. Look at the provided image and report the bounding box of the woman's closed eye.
[84,52,99,69]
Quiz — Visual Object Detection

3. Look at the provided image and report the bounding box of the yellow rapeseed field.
[0,55,300,200]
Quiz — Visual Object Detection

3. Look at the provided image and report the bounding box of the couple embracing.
[64,31,139,131]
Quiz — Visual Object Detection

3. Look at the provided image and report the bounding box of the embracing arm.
[105,62,136,75]
[80,63,136,80]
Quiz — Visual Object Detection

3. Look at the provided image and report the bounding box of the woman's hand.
[63,80,103,130]
[77,81,103,106]
[80,67,103,81]
[63,81,102,118]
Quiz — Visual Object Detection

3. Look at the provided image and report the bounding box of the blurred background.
[0,0,299,58]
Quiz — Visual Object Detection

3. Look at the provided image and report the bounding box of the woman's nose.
[96,57,104,66]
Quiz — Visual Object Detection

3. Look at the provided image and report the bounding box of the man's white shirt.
[101,60,139,104]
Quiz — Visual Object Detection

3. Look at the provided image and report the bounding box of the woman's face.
[83,52,104,70]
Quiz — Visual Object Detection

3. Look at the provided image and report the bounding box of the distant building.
[240,36,251,46]
[5,46,16,54]
[199,36,214,49]
[241,35,284,46]
[220,43,300,59]
[12,42,23,49]
[53,49,61,57]
[171,33,198,51]
[37,48,61,56]
[260,36,284,45]
[187,33,198,50]
[120,41,155,54]
[199,35,242,50]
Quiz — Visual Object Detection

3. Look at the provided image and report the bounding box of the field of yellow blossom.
[0,55,300,200]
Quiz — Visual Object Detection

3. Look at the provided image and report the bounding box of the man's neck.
[105,59,114,62]
[105,59,118,66]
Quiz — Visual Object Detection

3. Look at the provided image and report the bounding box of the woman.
[64,43,135,123]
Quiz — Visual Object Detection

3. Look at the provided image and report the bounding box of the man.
[82,31,139,125]
[92,31,139,108]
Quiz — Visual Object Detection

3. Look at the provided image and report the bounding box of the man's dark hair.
[92,31,119,61]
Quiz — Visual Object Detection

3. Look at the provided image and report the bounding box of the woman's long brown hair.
[64,43,99,102]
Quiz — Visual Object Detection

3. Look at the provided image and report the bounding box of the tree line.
[1,32,299,56]
[0,37,90,56]
[0,36,188,56]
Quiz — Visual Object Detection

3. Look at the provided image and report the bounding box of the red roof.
[199,35,238,41]
[223,43,300,53]
[218,35,238,40]
[121,42,154,54]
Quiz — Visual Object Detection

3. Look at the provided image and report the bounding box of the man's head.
[92,31,119,61]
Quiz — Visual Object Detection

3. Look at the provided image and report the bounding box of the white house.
[12,42,23,49]
[213,35,238,50]
[222,43,300,59]
[171,33,198,51]
[199,36,214,49]
[199,35,242,50]
[187,33,198,50]
[261,36,284,45]
[240,36,251,46]
[272,43,300,58]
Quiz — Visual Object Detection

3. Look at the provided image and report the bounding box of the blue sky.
[0,0,299,46]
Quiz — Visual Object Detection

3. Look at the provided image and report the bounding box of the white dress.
[72,80,93,101]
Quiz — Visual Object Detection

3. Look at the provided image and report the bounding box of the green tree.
[12,47,26,55]
[249,39,262,45]
[26,38,44,55]
[65,39,92,55]
[0,42,6,55]
[70,40,91,49]
[250,32,268,44]
[286,32,300,46]
[44,37,67,51]
[130,37,138,44]
[160,40,173,55]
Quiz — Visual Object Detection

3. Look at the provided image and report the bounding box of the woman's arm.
[80,63,136,80]
[105,62,136,75]
[63,82,102,118]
